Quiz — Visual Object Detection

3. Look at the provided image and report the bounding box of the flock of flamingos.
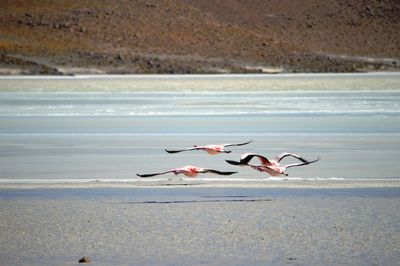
[137,140,319,179]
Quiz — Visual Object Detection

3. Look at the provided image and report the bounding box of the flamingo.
[226,152,319,177]
[165,140,252,155]
[137,165,237,178]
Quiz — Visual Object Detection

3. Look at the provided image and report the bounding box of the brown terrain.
[0,0,399,74]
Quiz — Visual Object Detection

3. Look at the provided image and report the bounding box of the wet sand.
[0,187,399,266]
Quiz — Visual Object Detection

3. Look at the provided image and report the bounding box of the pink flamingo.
[226,152,319,177]
[165,140,252,155]
[137,165,237,178]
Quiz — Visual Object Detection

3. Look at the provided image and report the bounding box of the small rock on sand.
[79,256,91,263]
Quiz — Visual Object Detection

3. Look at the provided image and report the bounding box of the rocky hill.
[1,0,399,74]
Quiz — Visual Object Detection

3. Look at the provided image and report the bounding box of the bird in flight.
[137,165,237,178]
[165,140,252,155]
[226,152,319,177]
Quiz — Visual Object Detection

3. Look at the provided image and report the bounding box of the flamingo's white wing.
[223,140,253,147]
[275,152,308,163]
[284,157,320,169]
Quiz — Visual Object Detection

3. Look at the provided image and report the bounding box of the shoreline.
[1,178,399,190]
[1,72,399,92]
[1,71,399,79]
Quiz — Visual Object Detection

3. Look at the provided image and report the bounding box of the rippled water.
[1,90,400,117]
[0,74,400,182]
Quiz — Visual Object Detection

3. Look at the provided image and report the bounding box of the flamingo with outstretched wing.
[137,165,237,178]
[226,152,319,177]
[165,140,252,155]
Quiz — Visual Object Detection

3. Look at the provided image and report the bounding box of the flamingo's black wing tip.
[225,160,242,166]
[137,173,153,178]
[165,149,181,154]
[312,156,320,163]
[240,140,253,145]
[207,169,238,175]
[224,171,238,175]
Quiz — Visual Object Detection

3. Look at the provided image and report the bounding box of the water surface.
[1,73,399,183]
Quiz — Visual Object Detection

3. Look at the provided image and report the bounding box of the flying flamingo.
[226,152,319,177]
[165,140,252,155]
[137,165,237,178]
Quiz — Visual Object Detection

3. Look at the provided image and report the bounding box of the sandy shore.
[0,187,399,266]
[1,73,400,91]
[1,178,400,190]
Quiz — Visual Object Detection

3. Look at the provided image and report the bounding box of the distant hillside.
[1,0,399,74]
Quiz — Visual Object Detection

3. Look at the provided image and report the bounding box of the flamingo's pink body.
[251,164,288,177]
[241,153,284,176]
[171,165,205,177]
[195,145,224,155]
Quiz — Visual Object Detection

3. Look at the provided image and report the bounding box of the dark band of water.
[1,187,399,200]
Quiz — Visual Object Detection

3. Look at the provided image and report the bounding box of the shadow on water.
[122,198,275,204]
[1,187,399,200]
[201,195,253,198]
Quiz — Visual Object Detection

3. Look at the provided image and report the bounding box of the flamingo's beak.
[225,150,232,153]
